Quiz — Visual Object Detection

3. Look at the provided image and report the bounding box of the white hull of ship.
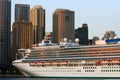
[13,62,120,78]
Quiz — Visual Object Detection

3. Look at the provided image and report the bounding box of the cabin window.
[65,15,70,21]
[77,70,81,72]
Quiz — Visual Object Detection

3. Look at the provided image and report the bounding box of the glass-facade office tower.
[30,5,45,44]
[0,0,11,69]
[53,9,75,44]
[15,4,30,22]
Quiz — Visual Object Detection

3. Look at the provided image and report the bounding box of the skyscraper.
[53,9,75,44]
[75,24,88,45]
[0,0,11,69]
[15,4,30,22]
[12,22,33,60]
[30,5,45,44]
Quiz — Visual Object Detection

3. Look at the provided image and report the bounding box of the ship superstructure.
[13,38,120,78]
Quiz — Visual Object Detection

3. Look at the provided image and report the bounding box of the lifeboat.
[30,62,37,66]
[53,62,58,64]
[102,60,108,64]
[37,62,42,65]
[44,62,51,65]
[95,60,101,65]
[61,61,67,64]
[112,59,119,63]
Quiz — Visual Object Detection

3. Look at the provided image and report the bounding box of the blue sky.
[12,0,120,39]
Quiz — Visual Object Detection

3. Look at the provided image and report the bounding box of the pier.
[0,65,24,78]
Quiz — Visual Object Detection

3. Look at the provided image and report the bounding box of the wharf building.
[30,5,45,44]
[0,0,11,69]
[53,9,75,44]
[15,4,30,22]
[75,24,88,45]
[12,22,33,61]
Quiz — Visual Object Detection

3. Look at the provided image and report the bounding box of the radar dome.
[64,38,67,42]
[75,38,79,43]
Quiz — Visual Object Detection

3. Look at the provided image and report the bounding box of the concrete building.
[53,9,75,44]
[0,0,11,69]
[15,4,30,22]
[30,5,45,44]
[12,22,33,60]
[75,24,88,45]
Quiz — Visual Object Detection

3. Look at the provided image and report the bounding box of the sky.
[12,0,120,39]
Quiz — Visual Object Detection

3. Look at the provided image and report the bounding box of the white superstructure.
[13,38,120,78]
[13,60,120,78]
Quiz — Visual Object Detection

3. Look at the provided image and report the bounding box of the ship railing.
[29,61,95,67]
[29,59,120,67]
[29,61,69,66]
[95,59,120,66]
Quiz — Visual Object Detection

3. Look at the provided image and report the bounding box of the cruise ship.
[13,37,120,78]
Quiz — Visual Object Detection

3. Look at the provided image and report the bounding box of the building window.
[1,39,3,42]
[65,16,70,21]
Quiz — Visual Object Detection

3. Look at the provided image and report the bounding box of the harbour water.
[0,78,120,80]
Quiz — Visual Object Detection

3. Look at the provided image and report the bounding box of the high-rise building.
[0,0,11,69]
[75,24,88,45]
[30,5,45,44]
[12,22,33,60]
[15,4,30,22]
[53,9,75,44]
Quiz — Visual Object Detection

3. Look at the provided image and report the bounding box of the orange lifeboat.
[95,60,101,65]
[61,61,67,64]
[102,60,108,64]
[112,59,119,63]
[53,62,58,65]
[37,62,42,65]
[45,62,51,65]
[30,62,36,66]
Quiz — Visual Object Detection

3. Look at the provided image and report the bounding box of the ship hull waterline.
[13,63,120,78]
